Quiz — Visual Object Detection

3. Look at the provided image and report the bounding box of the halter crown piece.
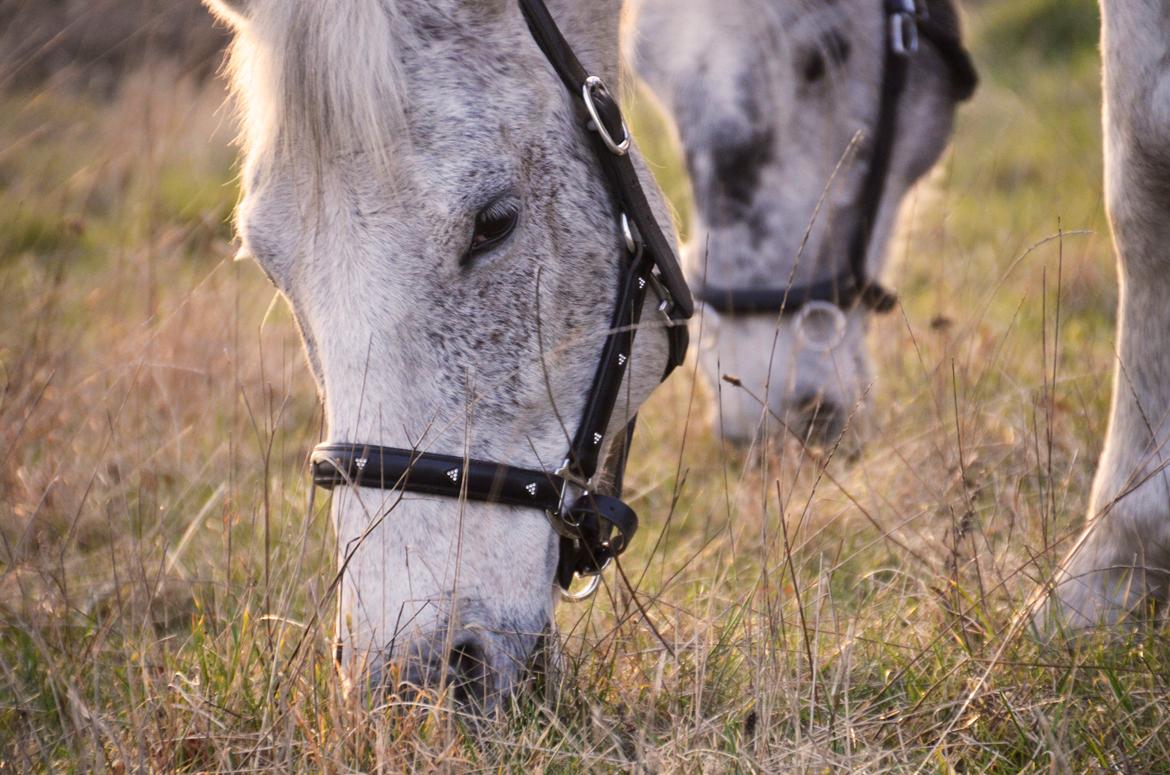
[310,0,694,599]
[696,0,978,318]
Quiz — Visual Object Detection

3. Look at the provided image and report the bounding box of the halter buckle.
[646,269,675,320]
[549,458,589,532]
[582,76,631,156]
[889,0,920,55]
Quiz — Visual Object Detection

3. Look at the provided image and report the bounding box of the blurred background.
[6,0,1163,772]
[0,0,225,90]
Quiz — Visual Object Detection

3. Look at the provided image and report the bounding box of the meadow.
[3,0,1168,771]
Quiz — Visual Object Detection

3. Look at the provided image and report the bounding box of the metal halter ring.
[582,76,631,156]
[794,300,848,353]
[559,572,602,602]
[889,0,920,55]
[620,212,638,254]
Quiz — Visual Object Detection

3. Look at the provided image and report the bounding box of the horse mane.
[222,0,411,172]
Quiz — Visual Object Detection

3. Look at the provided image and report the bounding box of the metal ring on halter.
[559,572,602,602]
[582,76,631,156]
[890,3,920,55]
[794,300,848,353]
[620,212,637,254]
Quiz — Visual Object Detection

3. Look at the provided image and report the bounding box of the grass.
[4,0,1169,771]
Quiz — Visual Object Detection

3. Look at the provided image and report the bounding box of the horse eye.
[466,201,519,260]
[802,51,827,83]
[801,32,850,85]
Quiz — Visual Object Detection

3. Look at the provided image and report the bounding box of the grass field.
[4,0,1169,771]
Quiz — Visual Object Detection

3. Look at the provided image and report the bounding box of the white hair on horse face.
[214,0,411,177]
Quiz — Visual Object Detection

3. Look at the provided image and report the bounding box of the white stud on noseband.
[446,468,460,482]
[794,301,848,353]
[355,458,368,470]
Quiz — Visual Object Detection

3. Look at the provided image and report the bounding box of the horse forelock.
[224,0,412,175]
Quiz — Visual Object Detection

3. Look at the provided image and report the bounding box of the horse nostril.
[719,426,757,448]
[448,636,490,706]
[794,393,844,444]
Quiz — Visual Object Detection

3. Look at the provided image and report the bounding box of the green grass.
[4,1,1170,771]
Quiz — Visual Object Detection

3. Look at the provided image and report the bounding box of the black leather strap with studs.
[518,0,693,364]
[311,444,637,580]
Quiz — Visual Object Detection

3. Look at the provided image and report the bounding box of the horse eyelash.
[480,199,519,224]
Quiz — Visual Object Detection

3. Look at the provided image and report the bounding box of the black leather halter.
[310,0,694,595]
[696,0,978,317]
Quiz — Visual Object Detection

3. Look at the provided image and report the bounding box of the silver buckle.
[623,212,673,319]
[890,0,919,55]
[547,458,589,535]
[549,459,609,603]
[582,75,631,156]
[646,269,674,318]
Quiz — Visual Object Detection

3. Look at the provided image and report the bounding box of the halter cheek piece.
[696,0,978,319]
[310,0,694,598]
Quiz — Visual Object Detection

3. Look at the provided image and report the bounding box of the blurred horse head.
[633,0,976,447]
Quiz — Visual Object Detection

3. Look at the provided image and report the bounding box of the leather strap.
[921,0,979,101]
[838,0,912,311]
[563,247,650,483]
[312,444,638,579]
[699,268,898,316]
[311,444,563,508]
[518,0,694,369]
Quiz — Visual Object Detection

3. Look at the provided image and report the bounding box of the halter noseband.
[696,0,978,318]
[310,0,694,597]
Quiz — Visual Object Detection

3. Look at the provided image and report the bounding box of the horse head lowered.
[633,0,976,446]
[206,0,690,707]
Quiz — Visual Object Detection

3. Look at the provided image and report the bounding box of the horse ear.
[203,0,251,27]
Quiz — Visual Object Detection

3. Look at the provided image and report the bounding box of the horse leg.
[1042,0,1170,629]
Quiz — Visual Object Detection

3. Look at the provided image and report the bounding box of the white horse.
[631,0,976,445]
[634,0,1170,628]
[203,0,686,704]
